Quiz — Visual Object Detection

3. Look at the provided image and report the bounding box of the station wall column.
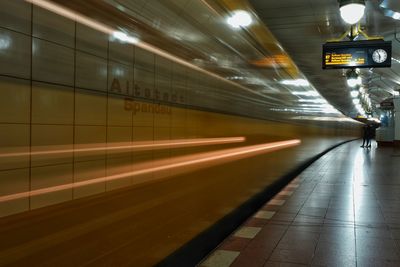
[394,97,400,146]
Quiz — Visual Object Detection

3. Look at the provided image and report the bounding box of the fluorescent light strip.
[392,57,400,64]
[292,91,319,97]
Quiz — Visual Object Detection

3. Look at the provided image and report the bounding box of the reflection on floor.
[200,141,400,267]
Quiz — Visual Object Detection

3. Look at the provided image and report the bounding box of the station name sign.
[322,40,392,69]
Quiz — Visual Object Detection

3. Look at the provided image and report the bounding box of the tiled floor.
[199,141,400,267]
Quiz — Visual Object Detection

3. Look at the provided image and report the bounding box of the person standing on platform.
[361,124,369,147]
[366,124,376,148]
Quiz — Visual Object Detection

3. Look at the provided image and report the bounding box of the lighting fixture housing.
[339,0,366,25]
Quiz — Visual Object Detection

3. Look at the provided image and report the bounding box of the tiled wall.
[0,1,357,217]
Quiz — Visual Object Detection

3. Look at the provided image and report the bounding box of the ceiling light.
[227,10,252,28]
[112,31,138,44]
[346,69,361,87]
[281,79,310,87]
[339,0,366,25]
[291,91,319,96]
[353,99,360,104]
[392,57,400,64]
[347,78,359,87]
[298,99,327,104]
[350,90,359,97]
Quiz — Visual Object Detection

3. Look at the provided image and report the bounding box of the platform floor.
[200,141,400,267]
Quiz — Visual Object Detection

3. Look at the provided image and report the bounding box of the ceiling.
[250,0,400,117]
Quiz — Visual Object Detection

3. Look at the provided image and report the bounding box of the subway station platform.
[200,141,400,267]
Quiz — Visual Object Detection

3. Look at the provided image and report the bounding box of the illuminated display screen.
[323,40,392,69]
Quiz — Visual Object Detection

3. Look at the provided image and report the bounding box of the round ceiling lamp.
[350,90,359,97]
[227,10,252,28]
[346,69,362,87]
[339,0,366,24]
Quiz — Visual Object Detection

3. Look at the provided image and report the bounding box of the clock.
[372,49,387,63]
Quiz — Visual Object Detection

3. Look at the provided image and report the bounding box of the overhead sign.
[380,98,394,110]
[322,40,392,69]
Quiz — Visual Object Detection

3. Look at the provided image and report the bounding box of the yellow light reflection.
[0,139,301,203]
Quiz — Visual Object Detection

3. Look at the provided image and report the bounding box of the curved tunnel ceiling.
[250,0,400,118]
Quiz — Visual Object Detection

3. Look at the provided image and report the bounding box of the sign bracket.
[327,24,383,42]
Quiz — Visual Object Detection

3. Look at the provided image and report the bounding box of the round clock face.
[372,49,387,63]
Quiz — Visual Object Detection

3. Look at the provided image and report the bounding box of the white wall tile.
[32,38,74,86]
[107,95,133,127]
[155,73,171,103]
[32,82,74,125]
[155,55,171,77]
[134,68,154,99]
[0,76,30,123]
[107,126,133,144]
[76,23,108,58]
[75,89,107,125]
[154,103,171,127]
[0,28,30,79]
[109,39,134,66]
[33,6,75,47]
[132,100,155,127]
[108,61,133,96]
[135,46,154,71]
[0,0,31,34]
[76,51,107,91]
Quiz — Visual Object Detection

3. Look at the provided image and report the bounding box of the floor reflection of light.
[353,147,373,215]
[353,149,365,183]
[0,139,300,203]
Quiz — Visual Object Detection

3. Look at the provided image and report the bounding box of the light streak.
[0,139,301,202]
[25,0,275,102]
[25,0,115,34]
[0,137,246,158]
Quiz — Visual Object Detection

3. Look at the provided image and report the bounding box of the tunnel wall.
[0,1,359,218]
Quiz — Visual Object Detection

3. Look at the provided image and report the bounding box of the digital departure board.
[322,40,392,69]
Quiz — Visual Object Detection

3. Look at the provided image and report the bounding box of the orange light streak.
[0,139,300,202]
[0,137,245,158]
[25,0,115,34]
